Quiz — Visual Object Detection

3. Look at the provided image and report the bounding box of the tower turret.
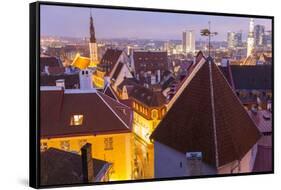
[247,18,255,57]
[89,10,99,66]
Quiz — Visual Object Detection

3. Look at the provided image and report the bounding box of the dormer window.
[70,114,84,126]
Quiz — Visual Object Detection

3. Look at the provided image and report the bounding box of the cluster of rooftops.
[40,48,272,179]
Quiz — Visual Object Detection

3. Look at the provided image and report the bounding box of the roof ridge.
[96,92,130,130]
[212,63,260,163]
[167,56,206,110]
[208,60,219,168]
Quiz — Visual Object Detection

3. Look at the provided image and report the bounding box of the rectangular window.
[70,114,84,126]
[104,137,113,150]
[60,141,70,151]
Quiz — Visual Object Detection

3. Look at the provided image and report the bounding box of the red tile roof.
[130,85,166,107]
[40,56,62,72]
[40,89,132,138]
[98,49,123,74]
[102,85,119,101]
[151,56,261,168]
[133,51,168,74]
[248,110,272,134]
[47,66,66,75]
[41,148,111,186]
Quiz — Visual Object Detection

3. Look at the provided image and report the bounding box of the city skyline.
[41,5,272,41]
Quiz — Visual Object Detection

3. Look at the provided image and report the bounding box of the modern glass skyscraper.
[182,30,195,53]
[254,25,265,46]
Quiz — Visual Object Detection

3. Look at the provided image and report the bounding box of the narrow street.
[132,134,154,180]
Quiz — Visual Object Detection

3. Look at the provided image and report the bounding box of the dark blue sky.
[41,5,272,41]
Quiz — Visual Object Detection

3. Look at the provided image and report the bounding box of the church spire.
[89,9,96,43]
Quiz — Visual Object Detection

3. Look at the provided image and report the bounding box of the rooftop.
[130,85,166,107]
[40,89,132,138]
[151,54,261,168]
[41,148,111,186]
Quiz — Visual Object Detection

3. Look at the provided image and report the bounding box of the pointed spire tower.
[89,9,99,66]
[247,18,255,57]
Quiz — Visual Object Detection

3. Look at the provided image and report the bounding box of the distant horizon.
[40,35,244,42]
[41,5,272,41]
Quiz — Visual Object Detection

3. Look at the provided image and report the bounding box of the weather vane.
[200,21,218,57]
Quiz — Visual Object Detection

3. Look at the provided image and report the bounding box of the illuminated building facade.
[130,86,167,144]
[247,18,255,57]
[40,87,134,181]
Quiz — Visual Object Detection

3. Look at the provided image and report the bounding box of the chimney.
[79,69,93,90]
[221,57,230,67]
[186,152,202,176]
[44,66,50,75]
[157,69,161,83]
[81,143,94,183]
[104,76,111,88]
[251,105,258,115]
[55,79,65,89]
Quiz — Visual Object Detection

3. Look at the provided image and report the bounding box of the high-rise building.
[182,30,195,53]
[262,31,272,47]
[227,32,242,48]
[235,32,243,47]
[254,25,265,46]
[247,18,255,57]
[89,11,99,66]
[227,32,235,48]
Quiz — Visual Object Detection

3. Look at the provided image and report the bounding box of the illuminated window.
[70,115,84,126]
[151,109,158,119]
[104,137,113,150]
[60,141,70,151]
[40,142,48,152]
[78,139,87,148]
[162,109,165,116]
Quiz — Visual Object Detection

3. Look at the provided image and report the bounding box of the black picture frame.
[30,1,274,188]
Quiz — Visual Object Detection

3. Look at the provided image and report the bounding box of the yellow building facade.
[92,70,105,88]
[41,132,134,181]
[132,99,166,144]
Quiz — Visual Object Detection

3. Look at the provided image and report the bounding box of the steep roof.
[98,49,123,74]
[230,65,272,90]
[248,110,272,134]
[40,56,62,72]
[133,51,168,73]
[111,62,124,81]
[72,55,91,70]
[130,85,166,107]
[40,73,80,89]
[41,148,110,186]
[151,56,261,168]
[102,85,119,101]
[40,89,132,138]
[117,78,139,91]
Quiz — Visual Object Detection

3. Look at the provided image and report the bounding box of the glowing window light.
[70,114,84,126]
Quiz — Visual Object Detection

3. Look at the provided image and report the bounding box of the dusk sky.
[41,5,272,41]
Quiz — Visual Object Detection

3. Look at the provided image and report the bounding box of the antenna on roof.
[200,21,218,57]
